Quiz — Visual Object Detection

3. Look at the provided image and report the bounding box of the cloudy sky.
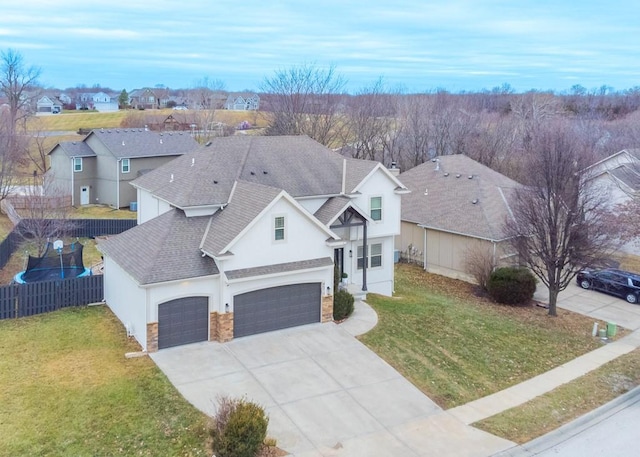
[1,0,638,93]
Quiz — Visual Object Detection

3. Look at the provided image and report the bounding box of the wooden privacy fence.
[0,275,104,319]
[0,218,137,270]
[0,217,136,320]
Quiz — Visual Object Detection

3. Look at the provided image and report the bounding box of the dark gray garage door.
[234,283,321,338]
[158,297,209,349]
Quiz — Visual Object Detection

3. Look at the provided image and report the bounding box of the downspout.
[492,241,497,269]
[70,158,75,206]
[362,221,368,291]
[116,158,121,209]
[423,227,427,271]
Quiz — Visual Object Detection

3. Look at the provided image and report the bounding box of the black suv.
[576,268,640,304]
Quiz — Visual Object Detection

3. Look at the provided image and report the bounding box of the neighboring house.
[584,148,640,255]
[129,88,171,110]
[75,91,118,111]
[36,95,62,114]
[585,149,640,204]
[98,135,408,351]
[224,93,260,110]
[397,155,521,282]
[46,128,199,208]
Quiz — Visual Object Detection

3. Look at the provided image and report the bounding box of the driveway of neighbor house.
[151,321,514,457]
[535,281,640,331]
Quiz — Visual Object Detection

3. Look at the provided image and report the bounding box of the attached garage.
[158,297,209,349]
[233,283,321,338]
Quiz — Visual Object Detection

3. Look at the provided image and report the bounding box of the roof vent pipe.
[170,173,174,183]
[191,158,195,166]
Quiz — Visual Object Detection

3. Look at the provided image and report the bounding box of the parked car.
[576,268,640,304]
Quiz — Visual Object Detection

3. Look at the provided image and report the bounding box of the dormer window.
[274,216,285,241]
[370,196,382,221]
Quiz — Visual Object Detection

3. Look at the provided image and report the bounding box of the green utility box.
[607,322,617,338]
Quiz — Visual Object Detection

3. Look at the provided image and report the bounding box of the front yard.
[0,306,209,457]
[360,263,608,409]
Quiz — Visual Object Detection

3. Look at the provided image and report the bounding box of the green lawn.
[0,306,209,456]
[360,264,607,408]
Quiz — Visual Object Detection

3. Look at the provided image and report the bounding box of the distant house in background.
[46,128,200,208]
[36,95,63,114]
[585,149,640,204]
[76,92,119,112]
[397,155,521,282]
[129,88,171,110]
[585,148,640,255]
[224,93,260,110]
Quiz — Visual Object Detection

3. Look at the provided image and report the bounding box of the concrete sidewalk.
[449,328,640,425]
[449,283,640,426]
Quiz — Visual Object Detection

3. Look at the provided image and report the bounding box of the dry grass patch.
[474,348,640,443]
[361,263,614,408]
[69,204,137,219]
[0,306,209,456]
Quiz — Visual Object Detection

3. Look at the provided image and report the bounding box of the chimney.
[388,161,400,177]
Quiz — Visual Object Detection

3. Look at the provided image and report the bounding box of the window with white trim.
[121,158,130,173]
[370,196,382,221]
[357,243,383,269]
[274,216,285,241]
[73,157,82,172]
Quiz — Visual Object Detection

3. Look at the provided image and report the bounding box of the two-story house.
[98,135,408,351]
[46,129,200,208]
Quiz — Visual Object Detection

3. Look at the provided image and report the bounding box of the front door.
[80,186,90,205]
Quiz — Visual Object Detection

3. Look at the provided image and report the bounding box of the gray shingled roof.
[200,180,283,256]
[53,141,95,158]
[400,155,521,241]
[610,163,640,192]
[132,135,383,208]
[98,209,218,285]
[89,129,199,159]
[314,196,352,225]
[226,257,333,280]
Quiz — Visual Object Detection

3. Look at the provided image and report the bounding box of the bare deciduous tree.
[13,174,75,255]
[504,123,620,316]
[343,78,398,161]
[0,49,41,201]
[262,63,346,146]
[464,243,497,290]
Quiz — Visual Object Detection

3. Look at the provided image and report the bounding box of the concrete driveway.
[536,281,640,331]
[151,322,514,456]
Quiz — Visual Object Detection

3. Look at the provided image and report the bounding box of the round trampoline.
[13,240,92,284]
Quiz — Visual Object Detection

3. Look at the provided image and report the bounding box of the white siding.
[103,257,148,351]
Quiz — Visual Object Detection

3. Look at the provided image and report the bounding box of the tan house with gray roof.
[99,135,408,351]
[47,129,199,208]
[397,154,521,282]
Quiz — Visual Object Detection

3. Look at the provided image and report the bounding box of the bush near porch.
[360,263,610,409]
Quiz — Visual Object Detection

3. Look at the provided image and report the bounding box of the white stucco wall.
[146,276,220,319]
[352,169,403,239]
[103,257,148,351]
[297,197,330,215]
[222,197,334,272]
[137,188,172,224]
[342,235,394,296]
